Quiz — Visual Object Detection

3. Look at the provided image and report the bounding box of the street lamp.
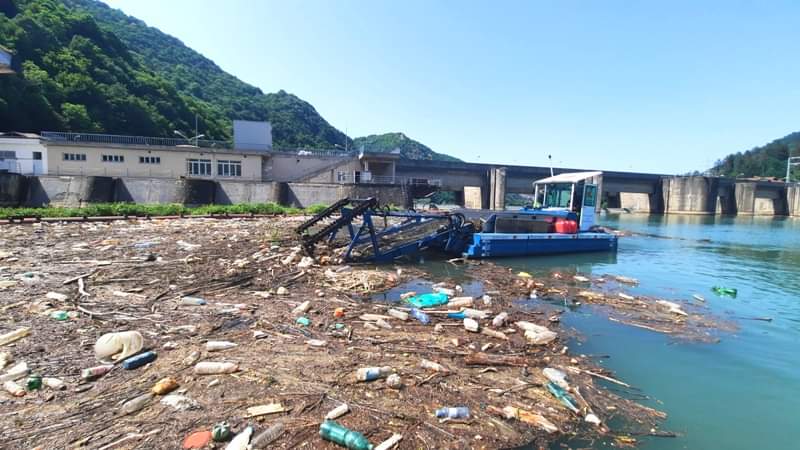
[174,130,204,147]
[787,156,800,183]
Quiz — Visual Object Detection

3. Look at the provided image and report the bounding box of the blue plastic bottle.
[409,308,430,324]
[122,351,157,370]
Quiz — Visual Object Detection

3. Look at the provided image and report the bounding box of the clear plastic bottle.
[121,393,153,415]
[325,403,350,420]
[225,426,253,450]
[205,341,238,352]
[251,422,285,448]
[194,362,239,375]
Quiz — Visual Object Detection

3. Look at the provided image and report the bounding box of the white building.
[0,132,47,175]
[0,45,12,73]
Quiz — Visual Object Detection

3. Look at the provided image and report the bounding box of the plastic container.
[296,317,311,327]
[94,331,144,363]
[374,433,403,450]
[462,308,488,319]
[405,292,449,309]
[319,420,373,450]
[0,327,30,346]
[206,341,238,352]
[447,297,474,308]
[386,309,408,321]
[194,362,239,375]
[420,359,448,372]
[225,426,253,450]
[25,374,42,391]
[43,377,65,390]
[180,296,207,306]
[435,407,470,419]
[546,381,579,412]
[292,301,311,316]
[542,368,569,389]
[712,286,738,298]
[4,380,25,397]
[463,318,479,332]
[251,422,285,448]
[554,218,578,234]
[122,351,157,370]
[356,366,391,382]
[409,308,430,325]
[446,311,466,319]
[492,312,509,327]
[325,403,350,420]
[121,393,153,415]
[212,422,233,442]
[50,311,69,321]
[81,364,114,380]
[386,373,402,389]
[0,362,29,382]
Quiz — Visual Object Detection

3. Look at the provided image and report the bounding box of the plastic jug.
[320,420,373,450]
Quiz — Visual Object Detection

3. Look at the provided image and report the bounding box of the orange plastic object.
[554,218,578,234]
[183,430,212,449]
[334,307,345,318]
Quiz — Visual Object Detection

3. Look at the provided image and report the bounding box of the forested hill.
[0,0,350,147]
[711,131,800,179]
[353,133,461,162]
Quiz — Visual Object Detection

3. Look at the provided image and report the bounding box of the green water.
[499,214,800,450]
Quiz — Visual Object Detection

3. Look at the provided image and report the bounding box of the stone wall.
[286,182,408,209]
[663,176,718,214]
[620,193,651,212]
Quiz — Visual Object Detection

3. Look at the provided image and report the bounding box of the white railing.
[334,173,442,186]
[41,131,232,149]
[51,165,261,180]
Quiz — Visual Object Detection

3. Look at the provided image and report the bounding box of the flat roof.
[533,171,603,184]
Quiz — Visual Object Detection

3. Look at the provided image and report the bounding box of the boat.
[464,171,618,257]
[297,173,617,263]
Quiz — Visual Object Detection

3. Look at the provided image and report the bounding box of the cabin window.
[543,183,572,208]
[583,185,597,207]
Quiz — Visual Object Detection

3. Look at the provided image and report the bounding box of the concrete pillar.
[734,182,756,216]
[464,186,483,209]
[0,173,27,207]
[788,185,800,217]
[180,179,216,205]
[663,176,718,214]
[492,167,507,211]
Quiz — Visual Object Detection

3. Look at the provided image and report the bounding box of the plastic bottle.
[356,366,391,382]
[463,318,479,332]
[25,374,42,391]
[446,311,465,319]
[386,309,408,321]
[121,393,153,415]
[447,297,474,308]
[435,407,470,419]
[3,380,25,397]
[43,377,66,390]
[374,433,403,450]
[712,286,738,298]
[251,422,285,448]
[492,312,509,328]
[225,426,253,450]
[292,301,311,315]
[319,420,373,450]
[375,319,392,330]
[122,351,157,370]
[212,422,233,442]
[463,309,489,319]
[206,341,238,352]
[420,359,449,372]
[542,368,569,389]
[0,362,29,382]
[180,296,207,306]
[194,362,239,375]
[81,364,114,380]
[325,403,350,420]
[50,311,69,321]
[546,381,579,412]
[0,327,30,346]
[409,308,430,325]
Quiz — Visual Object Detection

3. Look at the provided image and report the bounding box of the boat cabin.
[532,171,601,232]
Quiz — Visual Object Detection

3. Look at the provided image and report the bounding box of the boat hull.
[464,232,618,258]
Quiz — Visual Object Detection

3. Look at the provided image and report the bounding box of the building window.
[187,159,212,176]
[217,160,242,177]
[336,171,348,182]
[139,156,161,164]
[63,153,86,161]
[0,151,15,160]
[101,154,124,163]
[33,152,42,160]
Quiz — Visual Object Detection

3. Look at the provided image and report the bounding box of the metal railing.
[41,131,233,149]
[270,148,357,158]
[334,173,442,186]
[51,165,262,180]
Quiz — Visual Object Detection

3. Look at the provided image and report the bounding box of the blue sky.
[106,0,800,173]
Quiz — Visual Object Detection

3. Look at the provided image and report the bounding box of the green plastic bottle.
[320,420,373,450]
[712,286,738,298]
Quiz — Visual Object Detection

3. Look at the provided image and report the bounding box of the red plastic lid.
[183,430,212,449]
